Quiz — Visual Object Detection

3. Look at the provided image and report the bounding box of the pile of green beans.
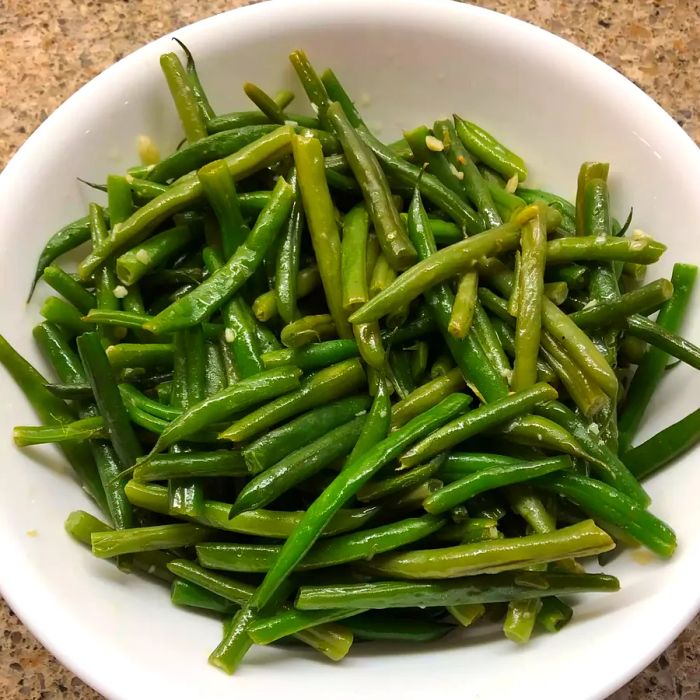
[5,43,699,676]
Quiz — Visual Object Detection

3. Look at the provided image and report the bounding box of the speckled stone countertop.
[0,1,698,698]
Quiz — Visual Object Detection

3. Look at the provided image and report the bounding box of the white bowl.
[1,1,698,698]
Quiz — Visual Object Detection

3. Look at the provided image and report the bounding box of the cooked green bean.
[401,383,557,467]
[78,127,294,280]
[42,266,96,314]
[220,358,365,441]
[424,456,571,514]
[134,450,248,482]
[533,472,675,557]
[229,415,366,516]
[197,515,444,573]
[295,571,620,610]
[144,177,294,334]
[328,102,417,271]
[619,263,698,450]
[359,520,613,579]
[623,407,700,480]
[92,522,212,558]
[145,366,301,456]
[125,481,379,538]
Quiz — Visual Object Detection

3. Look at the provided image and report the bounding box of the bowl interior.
[0,1,698,698]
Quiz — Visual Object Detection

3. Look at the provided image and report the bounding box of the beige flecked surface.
[0,1,698,698]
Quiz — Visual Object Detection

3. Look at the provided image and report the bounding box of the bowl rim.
[0,1,698,698]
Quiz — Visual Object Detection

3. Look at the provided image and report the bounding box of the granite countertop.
[0,0,698,697]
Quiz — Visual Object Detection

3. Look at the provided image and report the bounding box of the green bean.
[119,384,180,421]
[288,49,331,130]
[430,354,454,379]
[627,315,700,369]
[44,382,93,400]
[359,520,612,579]
[369,254,395,298]
[220,358,365,441]
[472,301,511,382]
[146,367,302,455]
[343,614,453,643]
[352,321,386,370]
[449,273,479,340]
[281,314,336,348]
[546,235,666,265]
[569,279,673,330]
[347,375,392,462]
[229,416,366,516]
[65,510,170,577]
[479,259,616,396]
[401,383,557,467]
[125,481,378,538]
[168,560,352,661]
[437,452,518,482]
[106,343,174,369]
[42,266,96,314]
[292,134,352,338]
[406,187,509,402]
[518,187,576,235]
[92,522,211,558]
[243,395,371,474]
[503,598,542,644]
[547,263,589,290]
[494,414,589,460]
[434,119,502,228]
[533,473,675,557]
[204,341,226,396]
[341,204,370,311]
[449,603,486,627]
[618,263,698,450]
[423,456,571,515]
[31,322,86,387]
[386,350,416,399]
[199,159,248,259]
[454,117,527,181]
[404,124,467,203]
[269,171,302,324]
[197,514,444,574]
[243,393,471,624]
[254,266,320,322]
[144,177,294,334]
[171,38,214,120]
[147,126,276,183]
[512,205,547,390]
[328,102,416,271]
[357,455,445,503]
[623,407,700,481]
[261,340,359,370]
[29,214,93,299]
[243,82,287,123]
[540,330,609,419]
[13,415,107,446]
[160,52,207,142]
[116,225,195,288]
[295,571,620,610]
[247,608,364,645]
[77,332,142,470]
[40,296,92,336]
[171,579,238,615]
[133,450,247,482]
[78,127,294,280]
[409,340,429,383]
[350,220,526,325]
[358,126,484,233]
[207,111,318,133]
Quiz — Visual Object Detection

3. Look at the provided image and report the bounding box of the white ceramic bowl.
[1,1,698,698]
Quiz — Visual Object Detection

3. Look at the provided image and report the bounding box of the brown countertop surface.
[0,1,698,698]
